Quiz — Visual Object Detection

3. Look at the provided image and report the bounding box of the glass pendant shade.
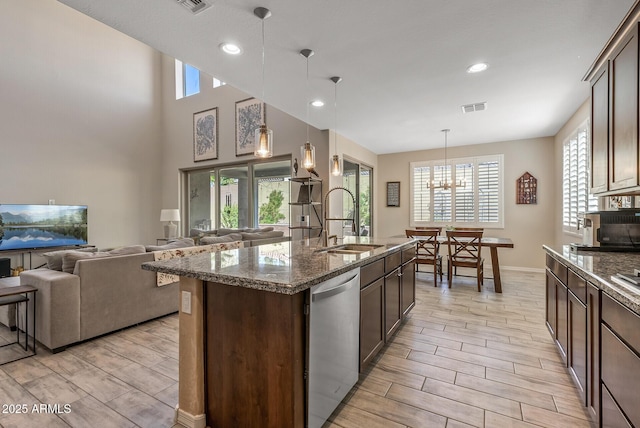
[254,124,273,158]
[331,154,342,176]
[301,142,316,169]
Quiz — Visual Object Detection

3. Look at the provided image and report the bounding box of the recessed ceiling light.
[220,43,242,55]
[311,100,324,107]
[467,63,488,73]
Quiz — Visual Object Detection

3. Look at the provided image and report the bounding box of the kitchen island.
[543,245,640,427]
[143,236,415,428]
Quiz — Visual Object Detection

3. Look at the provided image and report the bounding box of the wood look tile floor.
[0,270,592,428]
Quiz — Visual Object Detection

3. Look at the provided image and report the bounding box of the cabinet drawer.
[567,269,586,305]
[601,324,640,427]
[386,251,402,273]
[360,258,385,289]
[546,254,567,284]
[602,384,632,428]
[601,292,640,353]
[402,246,416,263]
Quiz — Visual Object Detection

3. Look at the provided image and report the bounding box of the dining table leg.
[490,246,503,293]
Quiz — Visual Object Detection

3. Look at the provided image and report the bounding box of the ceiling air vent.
[461,102,488,114]
[175,0,212,14]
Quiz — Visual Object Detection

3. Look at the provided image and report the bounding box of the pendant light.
[430,129,465,190]
[300,49,316,170]
[253,7,273,158]
[330,76,343,176]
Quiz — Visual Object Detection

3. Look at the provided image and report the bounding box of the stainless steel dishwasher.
[308,267,360,428]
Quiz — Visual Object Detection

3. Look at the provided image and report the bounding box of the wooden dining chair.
[445,230,484,291]
[449,228,483,275]
[406,229,442,286]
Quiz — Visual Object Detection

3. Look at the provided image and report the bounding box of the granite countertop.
[543,244,640,314]
[142,236,414,295]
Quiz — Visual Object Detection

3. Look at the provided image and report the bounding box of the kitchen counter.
[543,244,640,314]
[143,235,416,428]
[142,236,414,294]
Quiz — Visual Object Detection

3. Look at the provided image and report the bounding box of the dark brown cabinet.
[384,269,402,341]
[601,293,640,427]
[360,277,384,368]
[401,246,416,316]
[546,254,568,360]
[591,63,609,194]
[586,283,600,422]
[359,246,416,370]
[568,290,587,403]
[587,19,640,195]
[609,29,639,191]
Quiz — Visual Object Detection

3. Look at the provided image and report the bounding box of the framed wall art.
[193,107,218,162]
[386,181,400,207]
[235,97,265,156]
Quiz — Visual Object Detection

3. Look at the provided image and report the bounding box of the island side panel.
[178,277,207,426]
[205,281,306,428]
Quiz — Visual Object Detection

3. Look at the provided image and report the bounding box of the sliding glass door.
[343,159,373,237]
[185,158,291,233]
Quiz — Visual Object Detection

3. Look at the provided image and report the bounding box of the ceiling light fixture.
[429,129,466,190]
[253,7,273,158]
[330,76,343,177]
[466,62,488,73]
[311,100,324,107]
[220,43,242,55]
[300,49,316,171]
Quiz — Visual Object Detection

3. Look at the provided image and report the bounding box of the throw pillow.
[145,238,195,252]
[61,245,146,273]
[107,245,146,256]
[42,247,98,271]
[240,231,284,241]
[200,233,243,244]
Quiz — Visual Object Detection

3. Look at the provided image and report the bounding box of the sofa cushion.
[145,237,195,252]
[62,245,146,273]
[42,247,98,271]
[217,227,274,236]
[240,230,284,241]
[200,233,243,244]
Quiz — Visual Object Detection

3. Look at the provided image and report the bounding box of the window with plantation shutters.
[410,154,504,228]
[563,120,597,233]
[412,165,431,222]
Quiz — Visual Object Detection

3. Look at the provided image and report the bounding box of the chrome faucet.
[322,186,357,247]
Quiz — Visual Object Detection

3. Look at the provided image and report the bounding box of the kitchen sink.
[318,244,383,255]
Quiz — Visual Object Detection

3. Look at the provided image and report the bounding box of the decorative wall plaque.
[386,181,400,207]
[516,172,537,204]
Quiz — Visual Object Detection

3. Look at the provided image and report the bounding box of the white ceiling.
[58,0,635,154]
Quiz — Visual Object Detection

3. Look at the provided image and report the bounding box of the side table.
[0,285,37,365]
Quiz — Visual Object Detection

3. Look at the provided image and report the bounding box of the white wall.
[376,138,556,269]
[0,0,163,258]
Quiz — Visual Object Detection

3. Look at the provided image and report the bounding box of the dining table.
[401,232,514,293]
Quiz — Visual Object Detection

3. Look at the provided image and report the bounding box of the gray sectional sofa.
[189,226,289,247]
[17,240,243,352]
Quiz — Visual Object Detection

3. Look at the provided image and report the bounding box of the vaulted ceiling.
[58,0,635,153]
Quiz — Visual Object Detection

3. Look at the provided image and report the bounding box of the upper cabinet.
[590,63,609,194]
[586,9,640,195]
[609,30,638,191]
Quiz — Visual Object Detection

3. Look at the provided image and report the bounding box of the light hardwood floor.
[0,270,591,428]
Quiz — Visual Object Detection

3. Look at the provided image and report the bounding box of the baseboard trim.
[174,407,206,428]
[501,266,545,273]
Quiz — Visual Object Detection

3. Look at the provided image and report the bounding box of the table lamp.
[160,209,180,239]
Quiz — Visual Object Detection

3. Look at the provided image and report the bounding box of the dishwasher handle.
[312,273,358,302]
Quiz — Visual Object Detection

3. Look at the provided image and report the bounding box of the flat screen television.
[0,204,88,251]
